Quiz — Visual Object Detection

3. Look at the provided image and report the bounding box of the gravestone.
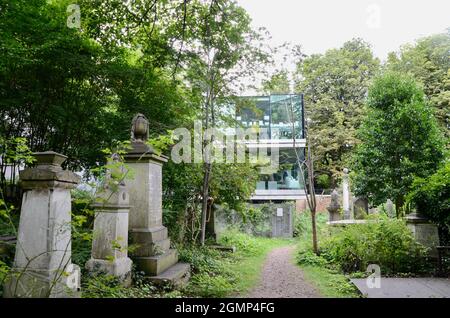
[327,189,341,222]
[124,114,190,287]
[342,168,351,219]
[85,154,132,286]
[3,152,81,298]
[385,199,395,218]
[353,197,368,220]
[405,212,439,258]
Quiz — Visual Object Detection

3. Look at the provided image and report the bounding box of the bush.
[293,210,328,239]
[297,250,329,267]
[320,215,428,274]
[407,162,450,243]
[218,230,263,256]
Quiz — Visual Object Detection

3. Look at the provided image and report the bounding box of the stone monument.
[353,197,368,220]
[342,168,351,219]
[405,211,440,257]
[3,151,81,298]
[327,189,341,222]
[124,114,190,287]
[385,199,395,218]
[85,154,133,286]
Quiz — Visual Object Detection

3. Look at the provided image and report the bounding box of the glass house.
[234,94,307,201]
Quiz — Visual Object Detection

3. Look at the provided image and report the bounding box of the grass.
[225,234,296,296]
[294,211,361,298]
[178,229,295,298]
[299,265,360,298]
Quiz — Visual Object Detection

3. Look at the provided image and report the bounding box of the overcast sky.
[237,0,449,61]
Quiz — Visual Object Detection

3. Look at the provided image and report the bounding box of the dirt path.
[247,245,321,298]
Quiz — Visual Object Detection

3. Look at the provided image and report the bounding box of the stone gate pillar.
[124,114,190,286]
[3,151,81,298]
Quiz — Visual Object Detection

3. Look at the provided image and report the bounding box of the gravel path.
[247,245,321,298]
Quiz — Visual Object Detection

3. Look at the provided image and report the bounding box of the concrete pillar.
[3,151,81,298]
[85,156,132,286]
[342,168,351,219]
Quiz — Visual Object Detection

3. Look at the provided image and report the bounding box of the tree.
[0,0,193,184]
[261,70,291,94]
[352,72,445,217]
[295,39,380,185]
[387,31,450,142]
[172,0,270,245]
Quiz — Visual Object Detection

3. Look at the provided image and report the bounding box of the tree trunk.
[395,196,404,218]
[200,162,211,245]
[311,209,318,254]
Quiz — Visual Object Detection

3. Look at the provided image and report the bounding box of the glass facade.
[256,148,305,190]
[235,94,304,140]
[235,94,306,192]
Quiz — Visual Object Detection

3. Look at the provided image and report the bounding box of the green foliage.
[319,215,429,274]
[293,210,328,239]
[407,161,450,238]
[316,174,331,189]
[189,273,233,298]
[387,31,450,141]
[297,250,329,267]
[163,160,259,243]
[261,70,291,94]
[352,72,445,214]
[295,39,380,182]
[218,229,263,256]
[0,0,195,176]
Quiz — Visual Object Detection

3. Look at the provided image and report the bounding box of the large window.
[235,94,304,140]
[256,148,306,190]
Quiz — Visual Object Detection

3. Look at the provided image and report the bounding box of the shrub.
[407,162,450,243]
[293,210,328,239]
[297,250,329,267]
[319,215,428,274]
[218,230,262,256]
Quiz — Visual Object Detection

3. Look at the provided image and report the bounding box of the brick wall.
[295,195,331,213]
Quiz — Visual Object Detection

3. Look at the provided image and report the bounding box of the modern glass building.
[234,93,307,201]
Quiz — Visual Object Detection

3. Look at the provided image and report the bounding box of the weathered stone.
[147,263,191,288]
[342,168,351,219]
[327,189,341,222]
[385,199,395,218]
[134,249,178,276]
[85,154,133,286]
[353,197,368,220]
[124,114,190,285]
[405,212,440,257]
[3,151,81,298]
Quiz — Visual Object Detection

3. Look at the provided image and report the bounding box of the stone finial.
[131,113,149,143]
[19,151,80,189]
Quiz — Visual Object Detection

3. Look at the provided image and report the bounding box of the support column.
[3,151,81,298]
